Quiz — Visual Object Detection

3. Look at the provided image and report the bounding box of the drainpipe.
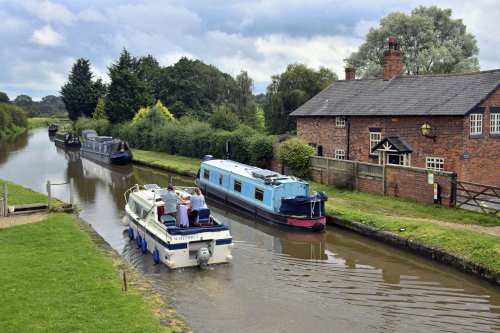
[346,120,350,160]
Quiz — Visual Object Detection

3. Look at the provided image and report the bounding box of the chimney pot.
[388,37,395,50]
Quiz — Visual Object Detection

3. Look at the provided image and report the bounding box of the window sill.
[469,134,484,139]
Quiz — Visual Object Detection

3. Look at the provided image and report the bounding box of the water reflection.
[0,128,499,333]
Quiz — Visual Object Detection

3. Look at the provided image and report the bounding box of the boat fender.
[153,248,160,264]
[136,234,142,248]
[128,227,134,240]
[313,222,325,232]
[141,238,147,254]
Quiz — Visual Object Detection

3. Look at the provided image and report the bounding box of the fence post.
[450,172,457,208]
[47,180,52,211]
[2,183,7,217]
[382,164,387,195]
[354,162,359,191]
[69,178,74,206]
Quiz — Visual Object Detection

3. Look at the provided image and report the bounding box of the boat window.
[234,180,242,192]
[255,187,264,201]
[218,174,223,185]
[203,169,210,180]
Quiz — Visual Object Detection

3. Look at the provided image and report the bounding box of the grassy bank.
[131,151,500,275]
[28,117,71,130]
[0,179,189,332]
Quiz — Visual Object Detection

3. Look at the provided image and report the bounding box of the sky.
[0,0,499,101]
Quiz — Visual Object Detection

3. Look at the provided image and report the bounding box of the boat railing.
[123,184,140,204]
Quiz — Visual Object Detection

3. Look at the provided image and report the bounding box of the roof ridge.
[336,69,500,82]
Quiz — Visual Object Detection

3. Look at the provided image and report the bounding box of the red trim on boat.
[287,216,326,227]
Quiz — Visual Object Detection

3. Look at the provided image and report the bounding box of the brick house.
[291,39,500,186]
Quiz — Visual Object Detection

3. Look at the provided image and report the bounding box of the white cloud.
[31,25,64,46]
[20,0,75,25]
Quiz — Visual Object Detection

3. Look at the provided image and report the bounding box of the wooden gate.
[454,180,500,216]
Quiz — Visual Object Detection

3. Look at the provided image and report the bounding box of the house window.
[426,157,444,171]
[370,132,381,156]
[254,188,264,201]
[470,114,483,135]
[388,154,404,165]
[317,145,323,156]
[203,169,210,180]
[233,180,242,193]
[335,117,346,127]
[335,149,346,160]
[491,113,500,134]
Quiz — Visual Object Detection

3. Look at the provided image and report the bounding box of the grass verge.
[131,151,500,275]
[0,180,190,332]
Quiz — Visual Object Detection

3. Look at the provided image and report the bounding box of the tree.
[0,92,10,103]
[38,95,67,115]
[132,100,175,124]
[60,59,105,120]
[106,49,154,123]
[345,6,480,78]
[264,63,337,134]
[92,97,106,120]
[232,71,258,128]
[208,104,241,131]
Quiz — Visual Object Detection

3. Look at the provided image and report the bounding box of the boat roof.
[202,159,306,184]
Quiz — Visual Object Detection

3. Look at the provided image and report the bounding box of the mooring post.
[69,178,74,206]
[47,180,52,210]
[2,183,7,217]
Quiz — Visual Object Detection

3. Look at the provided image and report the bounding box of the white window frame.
[335,149,346,160]
[335,116,346,127]
[470,113,483,135]
[370,132,381,156]
[491,113,500,134]
[426,157,444,171]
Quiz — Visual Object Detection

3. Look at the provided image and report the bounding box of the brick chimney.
[383,37,404,80]
[345,67,356,80]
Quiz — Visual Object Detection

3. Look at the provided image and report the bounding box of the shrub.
[275,138,314,178]
[74,117,110,136]
[247,134,275,169]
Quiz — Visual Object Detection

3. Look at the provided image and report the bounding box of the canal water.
[1,128,499,332]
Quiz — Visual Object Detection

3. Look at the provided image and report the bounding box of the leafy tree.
[38,95,67,115]
[264,63,337,134]
[208,104,241,131]
[92,97,106,120]
[60,58,105,120]
[132,100,175,124]
[345,6,480,78]
[13,95,37,115]
[0,92,10,103]
[106,49,154,123]
[276,138,315,178]
[232,71,258,127]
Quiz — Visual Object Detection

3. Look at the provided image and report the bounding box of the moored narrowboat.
[123,184,233,269]
[80,129,133,165]
[48,123,58,135]
[54,131,81,147]
[196,156,328,232]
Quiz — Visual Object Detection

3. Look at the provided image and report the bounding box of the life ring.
[141,238,147,254]
[153,248,160,264]
[128,227,134,240]
[136,234,142,248]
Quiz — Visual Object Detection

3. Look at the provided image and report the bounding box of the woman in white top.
[189,187,206,211]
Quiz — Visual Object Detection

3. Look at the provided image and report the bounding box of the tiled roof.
[290,70,500,117]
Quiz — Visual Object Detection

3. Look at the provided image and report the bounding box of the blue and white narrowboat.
[80,129,133,165]
[124,184,233,269]
[196,157,328,232]
[54,131,81,148]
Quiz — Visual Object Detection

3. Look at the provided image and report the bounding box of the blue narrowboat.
[80,129,133,165]
[196,156,328,232]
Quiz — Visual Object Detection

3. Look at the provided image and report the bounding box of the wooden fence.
[454,180,500,216]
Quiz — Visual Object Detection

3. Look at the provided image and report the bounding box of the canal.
[1,128,499,332]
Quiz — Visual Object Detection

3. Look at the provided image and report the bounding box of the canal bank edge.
[73,216,191,332]
[327,216,500,285]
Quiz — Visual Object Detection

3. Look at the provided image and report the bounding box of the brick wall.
[297,102,499,187]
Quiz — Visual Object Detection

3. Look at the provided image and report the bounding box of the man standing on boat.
[162,186,181,219]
